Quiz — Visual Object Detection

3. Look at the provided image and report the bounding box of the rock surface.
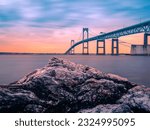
[0,57,149,113]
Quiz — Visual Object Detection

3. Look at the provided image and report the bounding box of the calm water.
[0,55,150,87]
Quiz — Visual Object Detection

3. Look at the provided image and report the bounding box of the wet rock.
[117,86,150,113]
[79,104,132,113]
[0,57,149,113]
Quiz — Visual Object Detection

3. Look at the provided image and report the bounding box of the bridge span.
[65,20,150,55]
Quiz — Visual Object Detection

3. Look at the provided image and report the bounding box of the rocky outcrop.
[79,86,150,113]
[0,57,149,113]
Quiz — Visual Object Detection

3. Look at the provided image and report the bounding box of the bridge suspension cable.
[119,43,131,48]
[90,29,98,36]
[107,39,131,47]
[119,40,132,45]
[89,32,96,37]
[76,32,82,41]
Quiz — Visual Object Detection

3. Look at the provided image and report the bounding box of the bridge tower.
[96,39,105,55]
[144,33,150,47]
[82,28,89,55]
[70,40,75,54]
[112,38,119,55]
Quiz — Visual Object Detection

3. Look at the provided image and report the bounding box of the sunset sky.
[0,0,150,53]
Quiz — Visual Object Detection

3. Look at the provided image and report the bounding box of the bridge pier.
[70,40,75,54]
[144,33,150,47]
[112,38,119,55]
[96,39,105,55]
[143,33,150,54]
[82,28,89,55]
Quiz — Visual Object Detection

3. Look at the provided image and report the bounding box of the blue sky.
[0,0,150,53]
[0,0,150,28]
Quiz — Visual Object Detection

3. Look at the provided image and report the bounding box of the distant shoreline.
[0,52,64,55]
[0,52,150,56]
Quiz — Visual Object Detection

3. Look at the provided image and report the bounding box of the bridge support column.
[112,38,119,55]
[82,28,89,55]
[144,33,150,47]
[143,33,150,54]
[70,40,75,54]
[96,39,105,55]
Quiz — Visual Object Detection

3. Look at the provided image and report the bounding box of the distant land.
[0,52,131,55]
[0,52,149,56]
[0,52,64,55]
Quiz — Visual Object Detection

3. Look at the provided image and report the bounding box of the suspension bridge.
[65,20,150,55]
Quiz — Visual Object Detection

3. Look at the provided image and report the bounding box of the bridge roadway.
[65,20,150,54]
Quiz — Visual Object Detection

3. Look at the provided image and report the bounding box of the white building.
[131,45,150,55]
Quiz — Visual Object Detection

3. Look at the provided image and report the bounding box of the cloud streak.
[0,0,149,29]
[0,0,150,53]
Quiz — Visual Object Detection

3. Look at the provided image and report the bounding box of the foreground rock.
[0,57,149,113]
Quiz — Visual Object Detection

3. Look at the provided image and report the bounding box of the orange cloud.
[0,26,146,54]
